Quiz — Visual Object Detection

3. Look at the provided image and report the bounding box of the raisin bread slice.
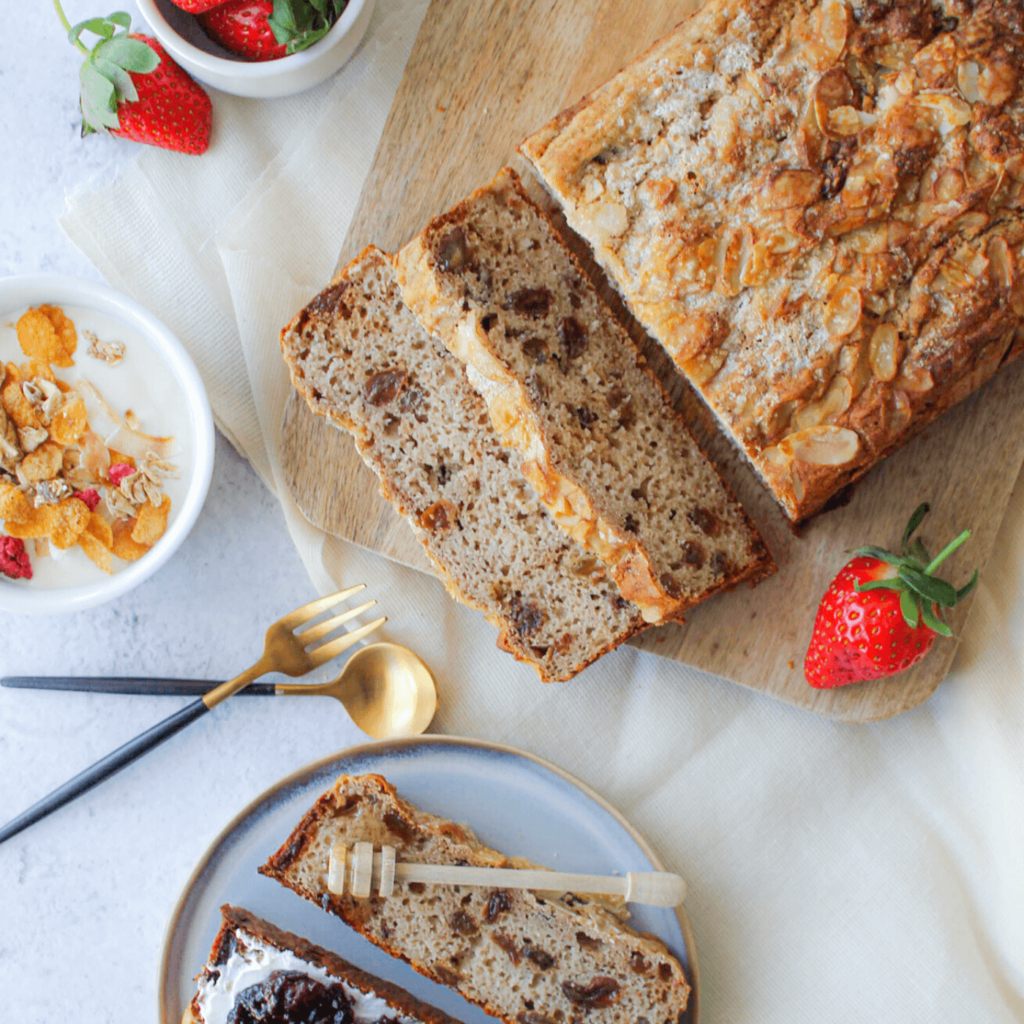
[260,774,691,1024]
[183,904,466,1024]
[280,247,642,682]
[394,168,773,625]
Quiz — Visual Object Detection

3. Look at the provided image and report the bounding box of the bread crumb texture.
[280,248,642,681]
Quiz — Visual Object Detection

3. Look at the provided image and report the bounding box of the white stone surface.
[1,6,365,1021]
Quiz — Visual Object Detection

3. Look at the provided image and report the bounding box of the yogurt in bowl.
[0,275,215,615]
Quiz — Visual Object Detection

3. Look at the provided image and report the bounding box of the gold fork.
[0,585,385,846]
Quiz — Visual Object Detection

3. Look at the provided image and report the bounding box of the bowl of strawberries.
[135,0,376,98]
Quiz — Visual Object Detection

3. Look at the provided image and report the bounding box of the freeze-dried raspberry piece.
[108,462,134,486]
[0,535,33,580]
[74,488,101,512]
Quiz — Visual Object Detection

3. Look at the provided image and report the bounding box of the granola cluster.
[0,304,177,579]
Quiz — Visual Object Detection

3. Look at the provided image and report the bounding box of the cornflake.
[0,305,177,581]
[15,306,77,368]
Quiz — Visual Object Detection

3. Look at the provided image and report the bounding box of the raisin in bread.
[260,774,691,1024]
[521,0,1024,522]
[280,247,642,682]
[183,904,466,1024]
[393,168,773,625]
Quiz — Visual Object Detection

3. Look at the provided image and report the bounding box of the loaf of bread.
[260,774,691,1024]
[522,0,1024,522]
[280,246,643,681]
[394,167,773,625]
[183,904,466,1024]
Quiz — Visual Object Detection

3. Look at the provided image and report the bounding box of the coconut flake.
[77,380,123,439]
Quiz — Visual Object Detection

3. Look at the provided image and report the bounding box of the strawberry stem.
[855,505,978,634]
[925,529,971,574]
[53,0,89,54]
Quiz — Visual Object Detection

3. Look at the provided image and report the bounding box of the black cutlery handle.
[1,677,277,696]
[0,698,211,846]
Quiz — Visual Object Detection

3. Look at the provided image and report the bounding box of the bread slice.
[280,247,642,682]
[521,0,1024,522]
[260,774,691,1024]
[394,168,773,624]
[183,904,466,1024]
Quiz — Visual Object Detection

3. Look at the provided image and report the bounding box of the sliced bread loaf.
[260,774,691,1024]
[184,904,466,1024]
[394,168,773,625]
[280,246,642,682]
[520,0,1024,522]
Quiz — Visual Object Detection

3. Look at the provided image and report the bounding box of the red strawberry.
[200,0,350,61]
[200,1,288,61]
[804,503,977,688]
[167,0,229,13]
[112,36,212,154]
[59,8,212,155]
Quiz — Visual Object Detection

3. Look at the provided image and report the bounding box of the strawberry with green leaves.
[804,504,977,689]
[200,0,349,61]
[55,3,212,155]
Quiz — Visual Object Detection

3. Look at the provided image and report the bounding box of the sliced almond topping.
[957,61,980,104]
[915,91,972,133]
[896,365,934,394]
[809,0,848,70]
[933,169,965,203]
[828,105,876,136]
[793,376,853,430]
[578,199,628,245]
[759,168,823,211]
[667,313,717,362]
[781,425,860,466]
[716,227,749,297]
[823,285,862,338]
[889,390,913,433]
[869,324,902,383]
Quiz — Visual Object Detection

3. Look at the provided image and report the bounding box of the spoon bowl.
[277,642,437,739]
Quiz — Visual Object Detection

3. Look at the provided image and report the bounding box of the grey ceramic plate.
[158,736,700,1023]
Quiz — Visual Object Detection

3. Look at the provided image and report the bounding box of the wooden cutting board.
[280,0,1024,721]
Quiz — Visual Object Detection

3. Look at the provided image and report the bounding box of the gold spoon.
[0,642,438,740]
[275,642,437,739]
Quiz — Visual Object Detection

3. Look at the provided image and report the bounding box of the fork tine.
[307,616,387,669]
[277,584,367,631]
[297,600,378,644]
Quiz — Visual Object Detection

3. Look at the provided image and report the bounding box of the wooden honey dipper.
[327,842,686,907]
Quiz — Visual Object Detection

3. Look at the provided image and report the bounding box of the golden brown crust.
[523,0,1024,522]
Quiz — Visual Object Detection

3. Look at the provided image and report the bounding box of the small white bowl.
[136,0,376,99]
[0,274,215,615]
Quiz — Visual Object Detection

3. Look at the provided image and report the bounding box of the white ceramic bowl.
[0,274,215,615]
[135,0,376,99]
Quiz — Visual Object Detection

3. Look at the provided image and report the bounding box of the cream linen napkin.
[62,1,1023,1019]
